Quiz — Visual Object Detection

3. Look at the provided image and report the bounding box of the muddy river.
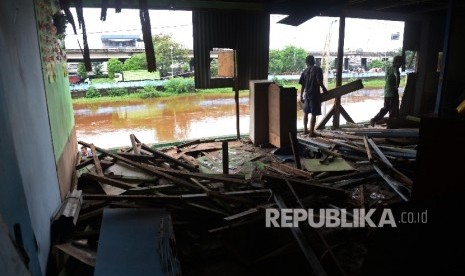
[73,90,386,148]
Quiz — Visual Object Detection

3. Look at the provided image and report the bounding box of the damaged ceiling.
[77,0,453,21]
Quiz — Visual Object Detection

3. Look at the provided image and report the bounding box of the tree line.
[76,38,415,80]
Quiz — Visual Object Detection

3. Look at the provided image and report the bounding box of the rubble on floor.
[50,126,417,276]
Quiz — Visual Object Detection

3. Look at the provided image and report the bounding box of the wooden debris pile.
[51,127,418,275]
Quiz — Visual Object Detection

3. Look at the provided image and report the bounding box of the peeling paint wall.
[35,0,77,199]
[0,0,64,274]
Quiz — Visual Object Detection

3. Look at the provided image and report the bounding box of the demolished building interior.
[1,0,465,275]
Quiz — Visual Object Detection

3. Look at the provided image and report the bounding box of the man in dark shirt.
[299,55,328,137]
[370,55,403,126]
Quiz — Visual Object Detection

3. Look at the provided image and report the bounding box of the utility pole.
[170,46,174,77]
[322,19,337,88]
[322,19,337,116]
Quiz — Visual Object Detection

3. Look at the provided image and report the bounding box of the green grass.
[72,88,249,104]
[72,76,406,105]
[283,76,406,90]
[91,78,115,83]
[123,70,160,81]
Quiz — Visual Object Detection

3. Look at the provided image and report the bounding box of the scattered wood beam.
[289,132,302,169]
[76,153,106,170]
[83,189,272,201]
[83,172,136,190]
[273,194,327,276]
[90,144,104,176]
[367,138,413,186]
[117,152,159,163]
[140,143,199,172]
[177,139,201,148]
[223,203,276,221]
[78,141,200,190]
[268,162,313,179]
[261,173,349,199]
[55,243,96,267]
[155,166,248,185]
[315,168,374,183]
[130,134,141,154]
[363,136,373,162]
[52,189,83,237]
[372,165,409,201]
[333,174,379,189]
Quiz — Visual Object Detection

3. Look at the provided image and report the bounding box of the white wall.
[0,0,62,275]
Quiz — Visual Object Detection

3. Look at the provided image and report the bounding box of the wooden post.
[222,141,229,174]
[333,16,345,129]
[234,77,240,140]
[289,132,301,169]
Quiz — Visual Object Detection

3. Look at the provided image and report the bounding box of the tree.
[268,46,307,75]
[123,54,147,71]
[152,34,189,78]
[107,58,123,79]
[92,62,104,78]
[368,59,389,70]
[77,62,87,78]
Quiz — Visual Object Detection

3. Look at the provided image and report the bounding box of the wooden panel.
[217,50,235,77]
[94,208,181,276]
[249,80,273,145]
[268,84,297,148]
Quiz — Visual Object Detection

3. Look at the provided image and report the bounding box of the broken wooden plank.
[223,203,276,221]
[52,189,83,241]
[268,161,313,179]
[82,172,137,190]
[83,189,272,201]
[321,79,363,102]
[185,203,229,216]
[372,165,409,201]
[346,128,419,138]
[367,138,413,186]
[123,185,175,195]
[261,173,348,199]
[56,243,96,267]
[90,144,104,176]
[289,132,302,169]
[315,169,374,183]
[154,166,248,185]
[177,139,202,148]
[76,153,106,170]
[273,194,327,276]
[363,136,373,162]
[116,152,159,163]
[130,134,141,155]
[78,141,200,190]
[140,143,199,172]
[333,174,379,189]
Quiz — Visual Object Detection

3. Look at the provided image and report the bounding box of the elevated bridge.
[66,48,197,62]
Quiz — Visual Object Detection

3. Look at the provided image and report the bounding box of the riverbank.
[71,77,403,105]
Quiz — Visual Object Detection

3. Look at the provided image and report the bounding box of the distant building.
[101,34,142,48]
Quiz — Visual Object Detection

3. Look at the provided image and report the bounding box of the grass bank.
[72,77,404,105]
[72,88,249,104]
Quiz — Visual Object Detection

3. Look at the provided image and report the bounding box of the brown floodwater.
[73,90,386,148]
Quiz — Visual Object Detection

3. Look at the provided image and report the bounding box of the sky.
[65,8,404,52]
